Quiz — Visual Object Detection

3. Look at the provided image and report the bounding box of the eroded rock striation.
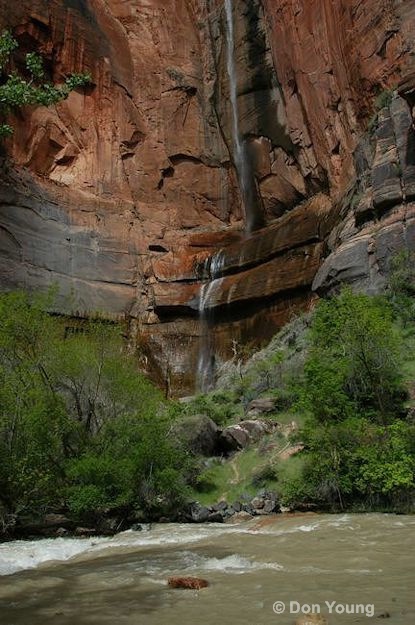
[1,0,415,393]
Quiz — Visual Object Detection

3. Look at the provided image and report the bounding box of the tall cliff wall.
[0,0,414,393]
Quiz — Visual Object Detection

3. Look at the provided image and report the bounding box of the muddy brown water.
[0,514,414,625]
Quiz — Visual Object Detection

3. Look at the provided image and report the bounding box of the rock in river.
[168,577,209,590]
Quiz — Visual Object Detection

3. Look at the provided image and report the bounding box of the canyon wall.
[0,0,414,393]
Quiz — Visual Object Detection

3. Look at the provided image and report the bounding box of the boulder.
[75,527,97,537]
[280,506,292,513]
[251,496,265,510]
[246,397,278,418]
[227,511,254,523]
[43,513,72,528]
[242,420,275,438]
[219,424,250,451]
[231,501,242,513]
[247,491,280,515]
[171,415,219,457]
[131,523,152,532]
[97,517,125,534]
[219,420,274,452]
[168,577,209,590]
[211,500,228,512]
[188,502,210,523]
[222,507,235,518]
[207,512,224,523]
[15,513,76,537]
[263,499,280,514]
[242,503,255,515]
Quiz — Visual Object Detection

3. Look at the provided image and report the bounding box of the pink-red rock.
[168,577,209,590]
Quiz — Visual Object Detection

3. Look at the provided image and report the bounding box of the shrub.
[184,390,241,426]
[0,291,192,525]
[287,289,414,510]
[386,250,415,325]
[251,462,278,487]
[0,30,90,137]
[300,288,406,424]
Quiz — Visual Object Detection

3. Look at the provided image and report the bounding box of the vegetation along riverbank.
[1,252,414,539]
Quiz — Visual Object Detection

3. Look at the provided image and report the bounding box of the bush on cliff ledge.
[0,29,90,137]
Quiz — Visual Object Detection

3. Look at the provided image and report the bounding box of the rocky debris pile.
[7,492,281,539]
[186,491,280,523]
[173,413,282,457]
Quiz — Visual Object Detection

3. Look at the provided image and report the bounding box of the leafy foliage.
[375,88,394,110]
[386,250,415,325]
[286,288,414,510]
[184,390,241,426]
[368,88,395,133]
[281,417,415,510]
[300,288,406,424]
[176,289,415,514]
[0,291,190,528]
[67,409,192,519]
[0,29,90,137]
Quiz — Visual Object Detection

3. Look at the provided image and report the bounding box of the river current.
[0,514,414,625]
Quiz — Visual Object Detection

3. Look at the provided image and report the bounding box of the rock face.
[313,95,415,294]
[1,0,415,393]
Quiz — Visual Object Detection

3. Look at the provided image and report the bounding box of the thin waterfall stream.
[224,0,264,234]
[197,252,224,392]
[196,0,261,392]
[224,0,248,226]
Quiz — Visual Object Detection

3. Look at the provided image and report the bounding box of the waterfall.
[196,1,264,392]
[224,0,246,202]
[196,252,224,392]
[224,0,263,234]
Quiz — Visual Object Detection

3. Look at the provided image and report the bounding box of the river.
[0,514,414,625]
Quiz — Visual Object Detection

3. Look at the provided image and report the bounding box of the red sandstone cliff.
[0,0,414,393]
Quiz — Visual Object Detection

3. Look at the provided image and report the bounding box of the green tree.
[0,291,192,530]
[67,410,193,520]
[289,417,415,510]
[301,288,406,424]
[49,322,163,437]
[0,291,74,520]
[0,29,90,137]
[285,289,414,510]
